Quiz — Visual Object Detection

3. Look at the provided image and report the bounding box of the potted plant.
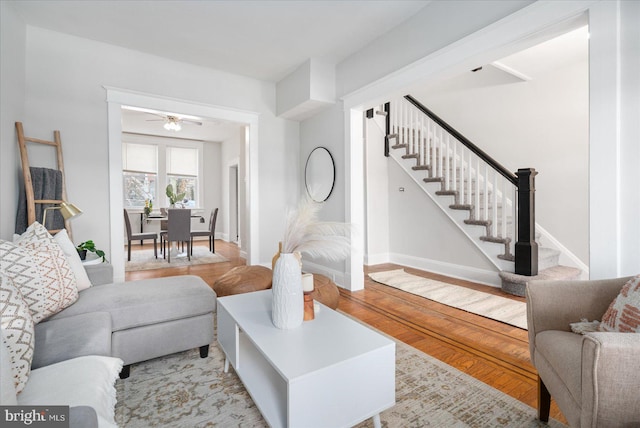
[76,240,107,262]
[166,184,185,208]
[144,199,153,222]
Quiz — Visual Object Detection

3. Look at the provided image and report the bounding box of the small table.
[217,290,395,428]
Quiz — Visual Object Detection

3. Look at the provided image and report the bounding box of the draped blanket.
[15,167,64,234]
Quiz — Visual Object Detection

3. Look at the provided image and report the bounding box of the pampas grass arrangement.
[281,197,351,261]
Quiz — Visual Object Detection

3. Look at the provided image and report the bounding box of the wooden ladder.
[15,121,71,236]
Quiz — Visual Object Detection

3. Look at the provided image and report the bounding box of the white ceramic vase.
[271,252,303,329]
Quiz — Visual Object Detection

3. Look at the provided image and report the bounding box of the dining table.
[138,211,205,258]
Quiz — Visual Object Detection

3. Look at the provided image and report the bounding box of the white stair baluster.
[452,138,457,193]
[467,150,472,209]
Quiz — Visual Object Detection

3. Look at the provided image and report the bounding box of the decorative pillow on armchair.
[1,222,78,323]
[599,274,640,332]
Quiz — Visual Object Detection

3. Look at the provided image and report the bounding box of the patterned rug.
[125,247,228,272]
[115,340,565,427]
[369,269,527,329]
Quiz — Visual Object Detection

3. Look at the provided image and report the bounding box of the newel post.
[515,168,538,276]
[383,102,391,157]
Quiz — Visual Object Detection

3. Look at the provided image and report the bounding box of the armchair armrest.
[84,263,113,286]
[581,332,640,427]
[526,277,630,336]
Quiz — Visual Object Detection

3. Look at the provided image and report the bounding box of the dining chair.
[190,208,218,255]
[124,209,157,261]
[160,208,191,262]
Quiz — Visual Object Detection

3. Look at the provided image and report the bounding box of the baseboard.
[365,253,390,266]
[301,260,347,289]
[388,253,501,287]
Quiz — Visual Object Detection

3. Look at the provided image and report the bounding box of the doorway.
[105,87,260,282]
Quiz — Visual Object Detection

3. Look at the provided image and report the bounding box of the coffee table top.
[217,290,395,381]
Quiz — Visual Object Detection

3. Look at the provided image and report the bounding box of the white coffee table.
[217,290,395,428]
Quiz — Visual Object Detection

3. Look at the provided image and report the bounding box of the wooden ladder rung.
[34,199,64,204]
[24,137,58,146]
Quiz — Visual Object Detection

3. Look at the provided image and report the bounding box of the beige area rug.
[125,247,228,272]
[115,339,565,427]
[369,269,528,330]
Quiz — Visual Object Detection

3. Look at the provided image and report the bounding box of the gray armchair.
[526,277,640,427]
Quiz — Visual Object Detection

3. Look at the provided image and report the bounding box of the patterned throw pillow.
[599,275,640,332]
[1,222,78,323]
[1,273,35,393]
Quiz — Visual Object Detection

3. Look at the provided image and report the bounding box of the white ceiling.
[8,1,586,142]
[9,0,430,141]
[8,0,430,83]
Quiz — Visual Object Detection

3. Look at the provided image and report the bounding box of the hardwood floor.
[125,240,566,424]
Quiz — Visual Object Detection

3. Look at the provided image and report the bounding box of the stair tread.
[499,265,582,284]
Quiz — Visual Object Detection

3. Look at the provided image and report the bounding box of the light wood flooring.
[125,239,566,424]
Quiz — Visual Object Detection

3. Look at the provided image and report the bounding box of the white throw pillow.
[54,229,92,291]
[1,222,78,323]
[18,355,122,428]
[0,274,35,393]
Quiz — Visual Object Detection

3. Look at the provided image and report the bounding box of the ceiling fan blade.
[183,120,203,126]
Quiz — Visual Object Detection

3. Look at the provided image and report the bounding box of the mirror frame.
[304,146,335,202]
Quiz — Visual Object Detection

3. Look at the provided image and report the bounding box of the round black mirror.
[305,147,335,202]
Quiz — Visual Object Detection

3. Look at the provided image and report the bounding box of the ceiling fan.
[145,113,203,132]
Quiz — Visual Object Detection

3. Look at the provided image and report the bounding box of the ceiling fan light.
[164,120,181,131]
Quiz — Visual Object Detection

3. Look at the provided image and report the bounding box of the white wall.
[298,102,347,283]
[619,0,640,275]
[387,161,496,272]
[10,24,298,264]
[410,48,589,264]
[201,141,222,234]
[0,3,26,239]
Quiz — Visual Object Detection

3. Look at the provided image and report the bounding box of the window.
[122,143,158,207]
[122,139,202,209]
[167,147,199,207]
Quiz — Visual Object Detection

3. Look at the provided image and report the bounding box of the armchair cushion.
[535,331,583,406]
[599,274,640,332]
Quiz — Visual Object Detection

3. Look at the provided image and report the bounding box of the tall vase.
[271,252,303,329]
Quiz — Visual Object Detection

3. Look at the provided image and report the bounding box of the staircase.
[379,96,581,295]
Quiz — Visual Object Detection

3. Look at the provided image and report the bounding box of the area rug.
[125,247,228,272]
[369,269,527,330]
[115,339,565,427]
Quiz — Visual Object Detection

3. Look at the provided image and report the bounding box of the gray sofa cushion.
[46,275,216,331]
[84,263,114,286]
[33,312,112,369]
[70,406,98,428]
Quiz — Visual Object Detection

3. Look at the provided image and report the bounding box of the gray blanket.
[15,167,64,234]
